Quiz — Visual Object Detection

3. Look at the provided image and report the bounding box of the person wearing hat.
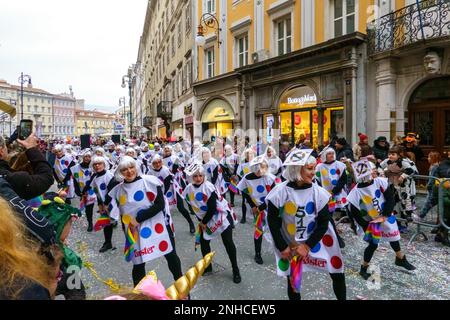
[402,133,424,163]
[71,149,96,232]
[237,155,278,265]
[347,159,416,281]
[182,161,241,283]
[353,133,373,161]
[372,136,390,165]
[334,137,354,162]
[266,149,346,300]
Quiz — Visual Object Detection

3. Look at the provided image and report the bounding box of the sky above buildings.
[0,0,147,113]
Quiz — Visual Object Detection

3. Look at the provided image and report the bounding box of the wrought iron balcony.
[157,101,172,118]
[143,116,153,128]
[367,0,450,56]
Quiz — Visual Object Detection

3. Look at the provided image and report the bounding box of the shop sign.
[287,94,317,106]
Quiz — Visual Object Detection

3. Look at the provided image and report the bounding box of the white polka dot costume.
[315,161,348,209]
[237,173,278,236]
[220,154,239,173]
[54,155,75,198]
[203,158,228,195]
[92,171,120,221]
[266,181,344,275]
[347,177,400,242]
[183,181,238,240]
[162,155,178,172]
[109,176,174,265]
[147,166,177,208]
[267,157,283,177]
[237,162,252,178]
[71,164,96,205]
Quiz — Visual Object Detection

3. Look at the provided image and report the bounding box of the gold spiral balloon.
[165,251,215,300]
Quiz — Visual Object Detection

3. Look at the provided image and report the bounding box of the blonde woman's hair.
[0,198,58,299]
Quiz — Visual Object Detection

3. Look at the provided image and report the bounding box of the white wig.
[151,154,162,164]
[264,146,277,159]
[250,157,269,175]
[94,147,106,156]
[201,147,211,162]
[90,156,109,171]
[173,143,182,153]
[116,145,125,152]
[54,144,64,152]
[282,155,317,182]
[114,156,142,182]
[186,164,206,183]
[241,148,255,162]
[154,143,161,149]
[356,160,377,184]
[126,148,137,158]
[320,147,336,163]
[81,149,92,158]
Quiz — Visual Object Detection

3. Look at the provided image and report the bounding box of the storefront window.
[294,111,311,143]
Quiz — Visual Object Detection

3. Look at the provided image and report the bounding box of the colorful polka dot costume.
[220,154,239,173]
[347,177,400,242]
[147,166,177,208]
[92,170,120,221]
[183,181,236,240]
[53,155,75,198]
[315,161,348,209]
[237,162,252,178]
[108,175,174,265]
[266,181,344,275]
[71,164,97,206]
[203,158,229,195]
[267,157,283,177]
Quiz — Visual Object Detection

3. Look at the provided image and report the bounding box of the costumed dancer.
[71,149,97,232]
[52,144,76,205]
[264,146,283,178]
[108,156,184,286]
[94,146,114,169]
[347,159,416,280]
[236,148,256,223]
[183,161,241,283]
[126,147,147,174]
[200,147,229,196]
[266,149,346,300]
[148,155,195,234]
[220,145,240,207]
[237,155,278,264]
[87,156,120,252]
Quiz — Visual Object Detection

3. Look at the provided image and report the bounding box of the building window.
[334,0,355,37]
[185,3,191,34]
[236,34,249,67]
[206,0,215,14]
[177,22,182,47]
[276,17,292,56]
[205,48,215,79]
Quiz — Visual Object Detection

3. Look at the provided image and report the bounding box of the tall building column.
[375,58,397,141]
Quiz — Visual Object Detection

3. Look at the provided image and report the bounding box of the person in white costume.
[183,161,241,284]
[264,146,283,178]
[108,156,184,287]
[347,159,416,280]
[200,147,228,196]
[266,149,346,300]
[220,145,240,207]
[237,155,278,265]
[236,148,256,223]
[52,144,76,205]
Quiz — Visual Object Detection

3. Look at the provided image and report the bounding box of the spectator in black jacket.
[0,134,54,200]
[372,136,390,165]
[334,137,354,162]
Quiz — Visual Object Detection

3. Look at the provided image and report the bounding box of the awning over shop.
[201,98,234,123]
[0,100,17,117]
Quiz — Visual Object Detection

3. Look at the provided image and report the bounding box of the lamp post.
[18,73,32,121]
[119,96,127,137]
[122,67,135,139]
[195,13,222,48]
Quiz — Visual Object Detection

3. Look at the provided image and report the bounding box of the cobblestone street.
[65,193,450,300]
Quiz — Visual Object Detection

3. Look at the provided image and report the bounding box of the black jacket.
[372,139,390,162]
[335,144,354,162]
[0,147,54,200]
[436,159,450,178]
[0,177,56,246]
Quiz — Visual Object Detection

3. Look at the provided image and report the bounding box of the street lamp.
[119,96,127,136]
[122,66,135,139]
[195,13,222,47]
[18,72,32,121]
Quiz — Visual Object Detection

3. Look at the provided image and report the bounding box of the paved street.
[64,192,450,300]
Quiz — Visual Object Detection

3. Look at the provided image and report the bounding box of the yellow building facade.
[75,110,117,137]
[193,0,428,147]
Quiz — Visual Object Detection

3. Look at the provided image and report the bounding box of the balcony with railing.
[367,0,450,56]
[143,116,153,128]
[157,101,172,118]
